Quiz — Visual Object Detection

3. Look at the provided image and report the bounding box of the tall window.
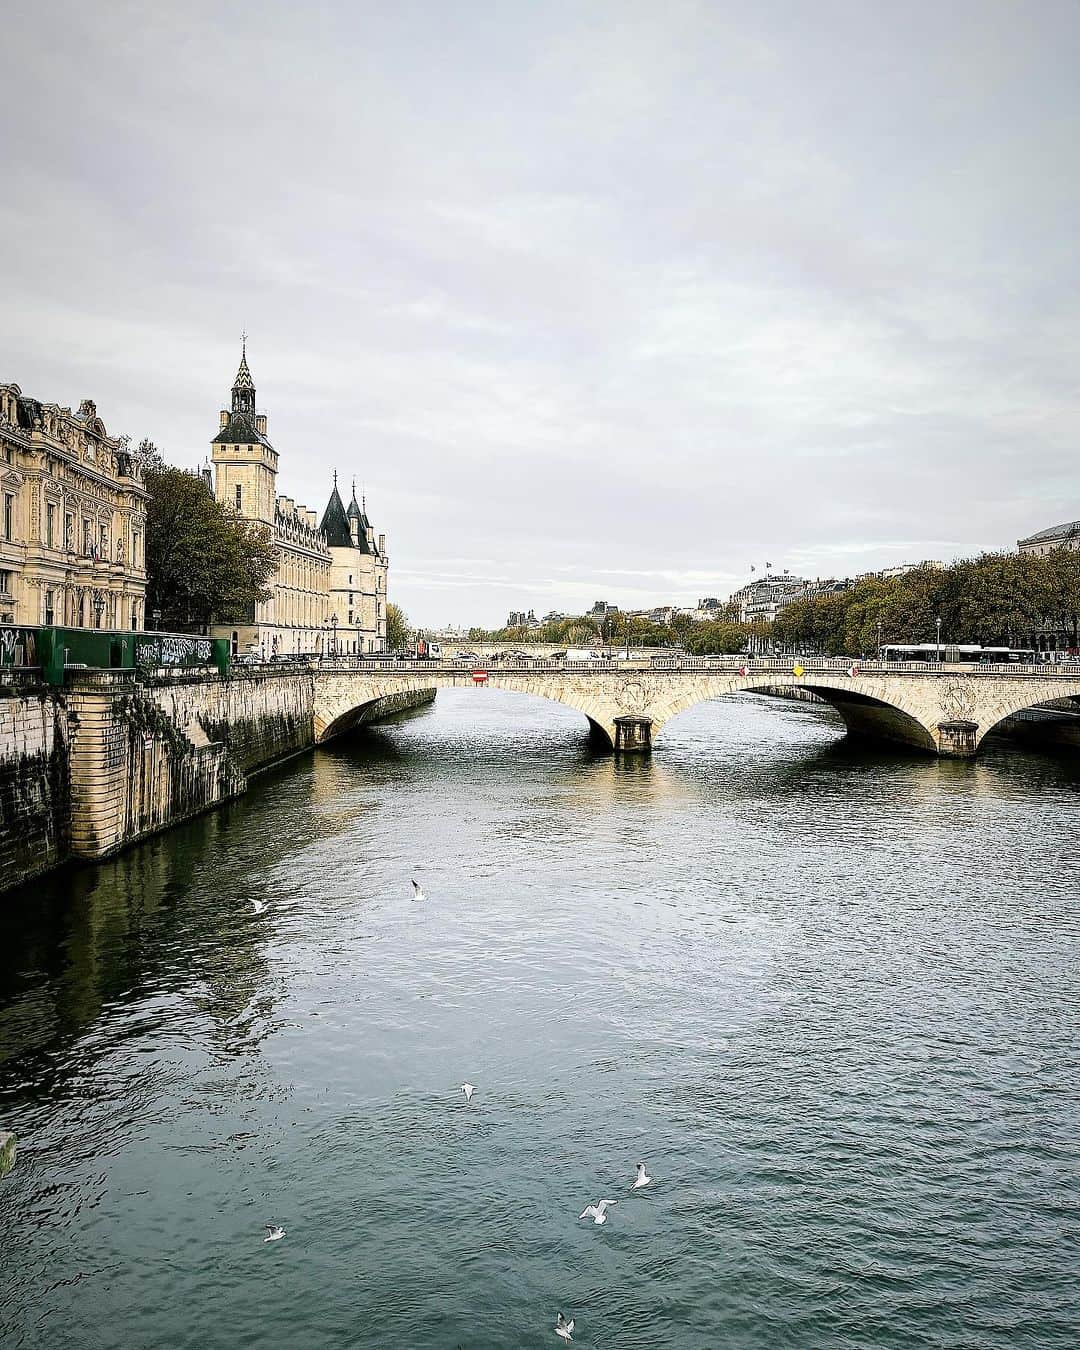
[44,590,55,625]
[46,502,55,548]
[0,569,11,596]
[235,484,242,511]
[132,529,141,566]
[2,493,13,540]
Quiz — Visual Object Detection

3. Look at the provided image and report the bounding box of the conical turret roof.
[319,473,352,547]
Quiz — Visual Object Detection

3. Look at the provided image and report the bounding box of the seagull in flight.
[461,1083,475,1102]
[250,899,267,915]
[579,1198,618,1225]
[263,1224,285,1242]
[411,879,425,900]
[632,1161,653,1189]
[555,1312,575,1342]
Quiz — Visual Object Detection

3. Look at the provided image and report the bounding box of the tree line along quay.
[470,551,1080,659]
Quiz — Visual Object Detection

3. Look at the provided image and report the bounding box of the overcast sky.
[3,1,1079,626]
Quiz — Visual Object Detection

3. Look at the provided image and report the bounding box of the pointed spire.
[319,471,351,547]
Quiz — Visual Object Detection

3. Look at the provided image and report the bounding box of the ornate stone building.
[209,346,388,657]
[1017,520,1080,556]
[319,476,389,654]
[0,383,147,630]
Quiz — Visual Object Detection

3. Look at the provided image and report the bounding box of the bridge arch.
[642,674,941,754]
[967,680,1080,750]
[312,670,624,750]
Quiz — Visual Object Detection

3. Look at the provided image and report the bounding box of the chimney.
[220,409,229,428]
[256,414,267,435]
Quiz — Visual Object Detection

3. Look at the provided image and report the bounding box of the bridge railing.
[308,654,1080,678]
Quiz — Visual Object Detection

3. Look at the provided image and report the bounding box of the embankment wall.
[0,671,434,893]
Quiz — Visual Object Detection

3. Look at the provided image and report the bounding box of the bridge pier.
[613,715,652,754]
[936,719,979,757]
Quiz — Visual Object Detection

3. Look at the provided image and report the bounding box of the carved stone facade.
[208,346,388,657]
[0,383,147,630]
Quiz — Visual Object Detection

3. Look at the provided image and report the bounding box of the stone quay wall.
[0,669,435,893]
[0,686,70,889]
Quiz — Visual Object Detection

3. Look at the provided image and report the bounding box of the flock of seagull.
[254,877,653,1342]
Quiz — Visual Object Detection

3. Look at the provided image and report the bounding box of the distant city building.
[730,574,809,625]
[875,560,945,578]
[506,608,539,628]
[804,577,855,600]
[1017,521,1080,556]
[589,599,620,618]
[0,382,147,629]
[542,610,566,623]
[209,344,387,657]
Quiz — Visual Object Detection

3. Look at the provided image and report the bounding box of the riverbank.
[0,681,435,895]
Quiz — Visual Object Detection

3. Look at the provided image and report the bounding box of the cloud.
[2,0,1078,625]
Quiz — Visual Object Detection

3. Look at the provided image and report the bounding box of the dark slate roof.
[342,487,372,553]
[233,349,254,391]
[319,484,354,548]
[212,411,270,446]
[1019,520,1080,545]
[15,396,41,431]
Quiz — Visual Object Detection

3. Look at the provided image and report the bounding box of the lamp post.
[936,615,942,664]
[330,612,338,657]
[877,620,883,663]
[624,612,631,661]
[152,607,161,632]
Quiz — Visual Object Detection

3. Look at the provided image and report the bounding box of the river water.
[0,691,1077,1349]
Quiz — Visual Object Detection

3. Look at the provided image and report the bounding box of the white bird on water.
[461,1083,475,1102]
[263,1224,285,1243]
[632,1161,653,1189]
[250,899,267,915]
[579,1198,618,1225]
[555,1312,575,1342]
[411,879,425,901]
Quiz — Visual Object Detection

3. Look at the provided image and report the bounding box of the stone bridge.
[311,657,1080,756]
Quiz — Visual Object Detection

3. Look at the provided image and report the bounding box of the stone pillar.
[66,670,136,858]
[937,719,978,757]
[614,714,652,754]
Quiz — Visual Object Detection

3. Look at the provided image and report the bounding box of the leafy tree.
[140,441,278,632]
[385,602,411,652]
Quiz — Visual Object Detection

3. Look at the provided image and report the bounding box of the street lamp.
[152,607,161,632]
[624,612,631,661]
[330,612,338,656]
[877,620,883,663]
[936,615,942,664]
